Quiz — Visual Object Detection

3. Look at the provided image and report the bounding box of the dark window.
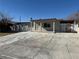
[78,24,79,27]
[43,23,51,28]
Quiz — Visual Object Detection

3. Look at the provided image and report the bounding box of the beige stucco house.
[31,18,79,33]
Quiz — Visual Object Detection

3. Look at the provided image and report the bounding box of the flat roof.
[31,18,75,23]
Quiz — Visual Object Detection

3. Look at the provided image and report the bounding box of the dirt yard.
[0,32,79,59]
[0,33,15,37]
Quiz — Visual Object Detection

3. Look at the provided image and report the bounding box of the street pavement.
[0,32,79,59]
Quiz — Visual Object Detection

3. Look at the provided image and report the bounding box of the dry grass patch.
[0,33,15,36]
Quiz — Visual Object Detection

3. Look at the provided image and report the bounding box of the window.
[78,24,79,27]
[43,23,51,28]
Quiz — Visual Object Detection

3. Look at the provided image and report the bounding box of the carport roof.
[31,18,75,23]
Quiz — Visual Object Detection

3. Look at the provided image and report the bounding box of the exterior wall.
[77,28,79,33]
[31,20,77,33]
[10,24,30,32]
[32,22,47,32]
[60,23,71,32]
[32,21,58,32]
[75,24,79,33]
[55,21,60,32]
[31,21,66,32]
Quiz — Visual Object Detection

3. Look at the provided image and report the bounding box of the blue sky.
[0,0,79,22]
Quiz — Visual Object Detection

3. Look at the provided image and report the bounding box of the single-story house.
[0,21,30,32]
[31,18,79,33]
[10,22,30,32]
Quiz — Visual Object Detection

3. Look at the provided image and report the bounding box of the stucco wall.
[32,22,47,32]
[55,21,60,32]
[31,21,61,32]
[75,24,79,33]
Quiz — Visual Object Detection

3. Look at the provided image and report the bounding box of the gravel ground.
[0,31,79,59]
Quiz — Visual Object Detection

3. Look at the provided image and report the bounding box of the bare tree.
[0,12,13,22]
[0,12,13,32]
[67,11,79,20]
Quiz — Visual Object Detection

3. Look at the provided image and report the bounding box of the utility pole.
[30,17,32,31]
[19,16,21,31]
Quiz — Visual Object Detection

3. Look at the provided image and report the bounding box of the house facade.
[14,22,30,32]
[31,18,79,33]
[10,22,30,32]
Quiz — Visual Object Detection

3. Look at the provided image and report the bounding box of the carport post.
[53,21,55,33]
[34,22,36,30]
[40,22,42,32]
[30,21,32,31]
[73,20,76,31]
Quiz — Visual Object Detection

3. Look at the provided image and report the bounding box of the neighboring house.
[0,22,31,32]
[11,22,30,32]
[31,18,79,33]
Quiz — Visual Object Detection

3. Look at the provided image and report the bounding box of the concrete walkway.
[0,32,79,59]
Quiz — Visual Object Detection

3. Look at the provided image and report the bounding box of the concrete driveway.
[0,32,79,59]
